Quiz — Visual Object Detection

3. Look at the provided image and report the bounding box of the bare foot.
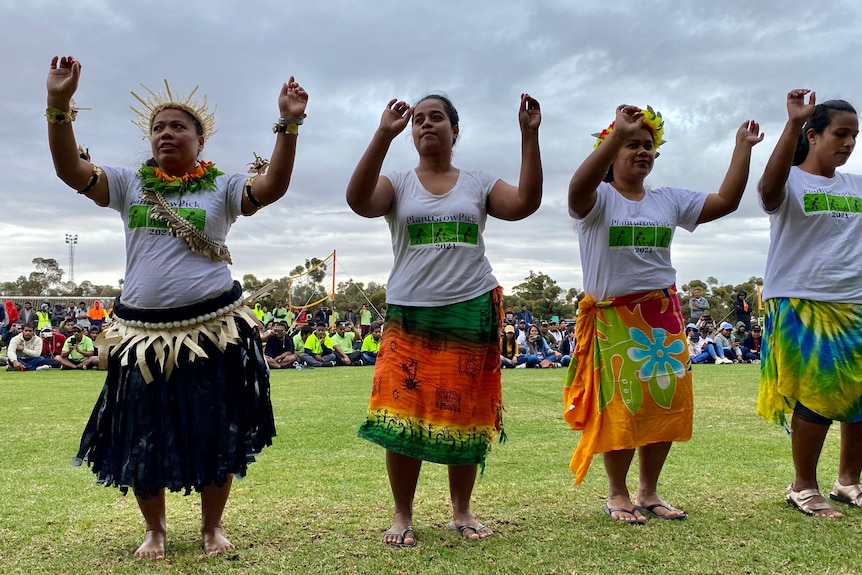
[134,528,165,560]
[449,512,493,540]
[203,525,235,556]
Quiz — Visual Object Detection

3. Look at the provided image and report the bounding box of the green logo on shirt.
[609,225,672,248]
[803,192,862,214]
[128,205,207,231]
[407,221,479,247]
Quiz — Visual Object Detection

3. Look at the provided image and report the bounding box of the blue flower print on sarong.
[628,327,685,409]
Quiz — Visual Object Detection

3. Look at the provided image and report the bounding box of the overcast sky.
[3,0,862,298]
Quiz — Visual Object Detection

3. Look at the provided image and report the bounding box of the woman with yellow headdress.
[46,55,308,559]
[564,105,763,523]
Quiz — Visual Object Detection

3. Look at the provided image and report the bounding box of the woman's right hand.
[378,99,412,138]
[786,89,815,123]
[612,104,645,137]
[47,56,81,105]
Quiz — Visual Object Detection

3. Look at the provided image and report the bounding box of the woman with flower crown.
[46,55,308,559]
[563,105,763,524]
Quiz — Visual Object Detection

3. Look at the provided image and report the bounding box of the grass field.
[0,364,859,574]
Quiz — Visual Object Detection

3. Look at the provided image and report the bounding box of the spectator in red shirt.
[39,327,64,368]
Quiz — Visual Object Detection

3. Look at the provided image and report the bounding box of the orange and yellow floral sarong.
[563,286,692,483]
[358,288,504,467]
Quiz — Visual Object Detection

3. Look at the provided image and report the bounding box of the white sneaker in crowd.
[35,365,52,371]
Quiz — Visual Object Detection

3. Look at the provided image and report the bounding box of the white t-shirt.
[383,169,500,306]
[572,182,705,300]
[104,165,246,308]
[762,167,862,303]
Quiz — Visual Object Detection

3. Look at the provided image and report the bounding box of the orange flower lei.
[139,160,223,197]
[153,162,206,183]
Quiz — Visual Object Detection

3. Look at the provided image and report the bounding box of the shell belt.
[99,285,273,384]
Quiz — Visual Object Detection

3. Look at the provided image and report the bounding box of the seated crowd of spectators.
[685,288,762,364]
[501,296,762,371]
[260,317,383,369]
[3,316,103,371]
[1,297,388,373]
[686,318,762,365]
[1,299,108,371]
[499,305,575,370]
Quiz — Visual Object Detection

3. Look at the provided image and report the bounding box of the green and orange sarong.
[563,286,692,484]
[358,288,504,467]
[757,297,862,427]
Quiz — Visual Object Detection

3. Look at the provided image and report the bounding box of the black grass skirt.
[73,282,275,498]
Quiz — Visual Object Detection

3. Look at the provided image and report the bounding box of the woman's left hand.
[279,76,309,119]
[736,120,764,147]
[519,93,541,131]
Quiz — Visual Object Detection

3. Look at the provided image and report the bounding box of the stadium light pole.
[65,234,78,283]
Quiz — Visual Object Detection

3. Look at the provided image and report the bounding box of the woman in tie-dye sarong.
[347,93,542,546]
[565,104,763,523]
[757,92,862,518]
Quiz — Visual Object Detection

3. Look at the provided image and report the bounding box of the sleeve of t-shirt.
[573,181,609,225]
[759,167,795,215]
[471,170,500,198]
[222,173,247,221]
[384,170,408,196]
[671,187,707,232]
[103,166,140,212]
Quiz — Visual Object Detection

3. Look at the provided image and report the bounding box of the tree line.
[1,257,761,325]
[0,258,120,299]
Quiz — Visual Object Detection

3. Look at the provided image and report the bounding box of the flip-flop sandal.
[829,480,862,508]
[635,500,688,520]
[383,525,416,548]
[603,504,646,525]
[447,521,490,540]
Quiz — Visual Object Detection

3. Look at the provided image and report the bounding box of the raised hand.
[47,56,81,105]
[736,120,765,147]
[787,89,815,123]
[519,93,541,131]
[612,104,646,137]
[279,76,309,119]
[378,99,412,138]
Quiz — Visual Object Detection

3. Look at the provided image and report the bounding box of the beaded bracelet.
[46,106,74,124]
[78,165,103,195]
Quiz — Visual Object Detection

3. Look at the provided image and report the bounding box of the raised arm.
[568,105,644,218]
[758,89,816,212]
[46,56,109,207]
[487,94,543,221]
[243,77,309,215]
[697,120,764,224]
[345,99,412,218]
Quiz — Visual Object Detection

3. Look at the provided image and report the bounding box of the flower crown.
[130,80,217,141]
[592,105,666,156]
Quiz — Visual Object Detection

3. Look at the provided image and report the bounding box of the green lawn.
[0,364,858,574]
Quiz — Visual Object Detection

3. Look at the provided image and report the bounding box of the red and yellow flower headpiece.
[592,105,666,157]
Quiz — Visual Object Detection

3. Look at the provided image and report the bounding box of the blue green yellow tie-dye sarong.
[757,297,862,427]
